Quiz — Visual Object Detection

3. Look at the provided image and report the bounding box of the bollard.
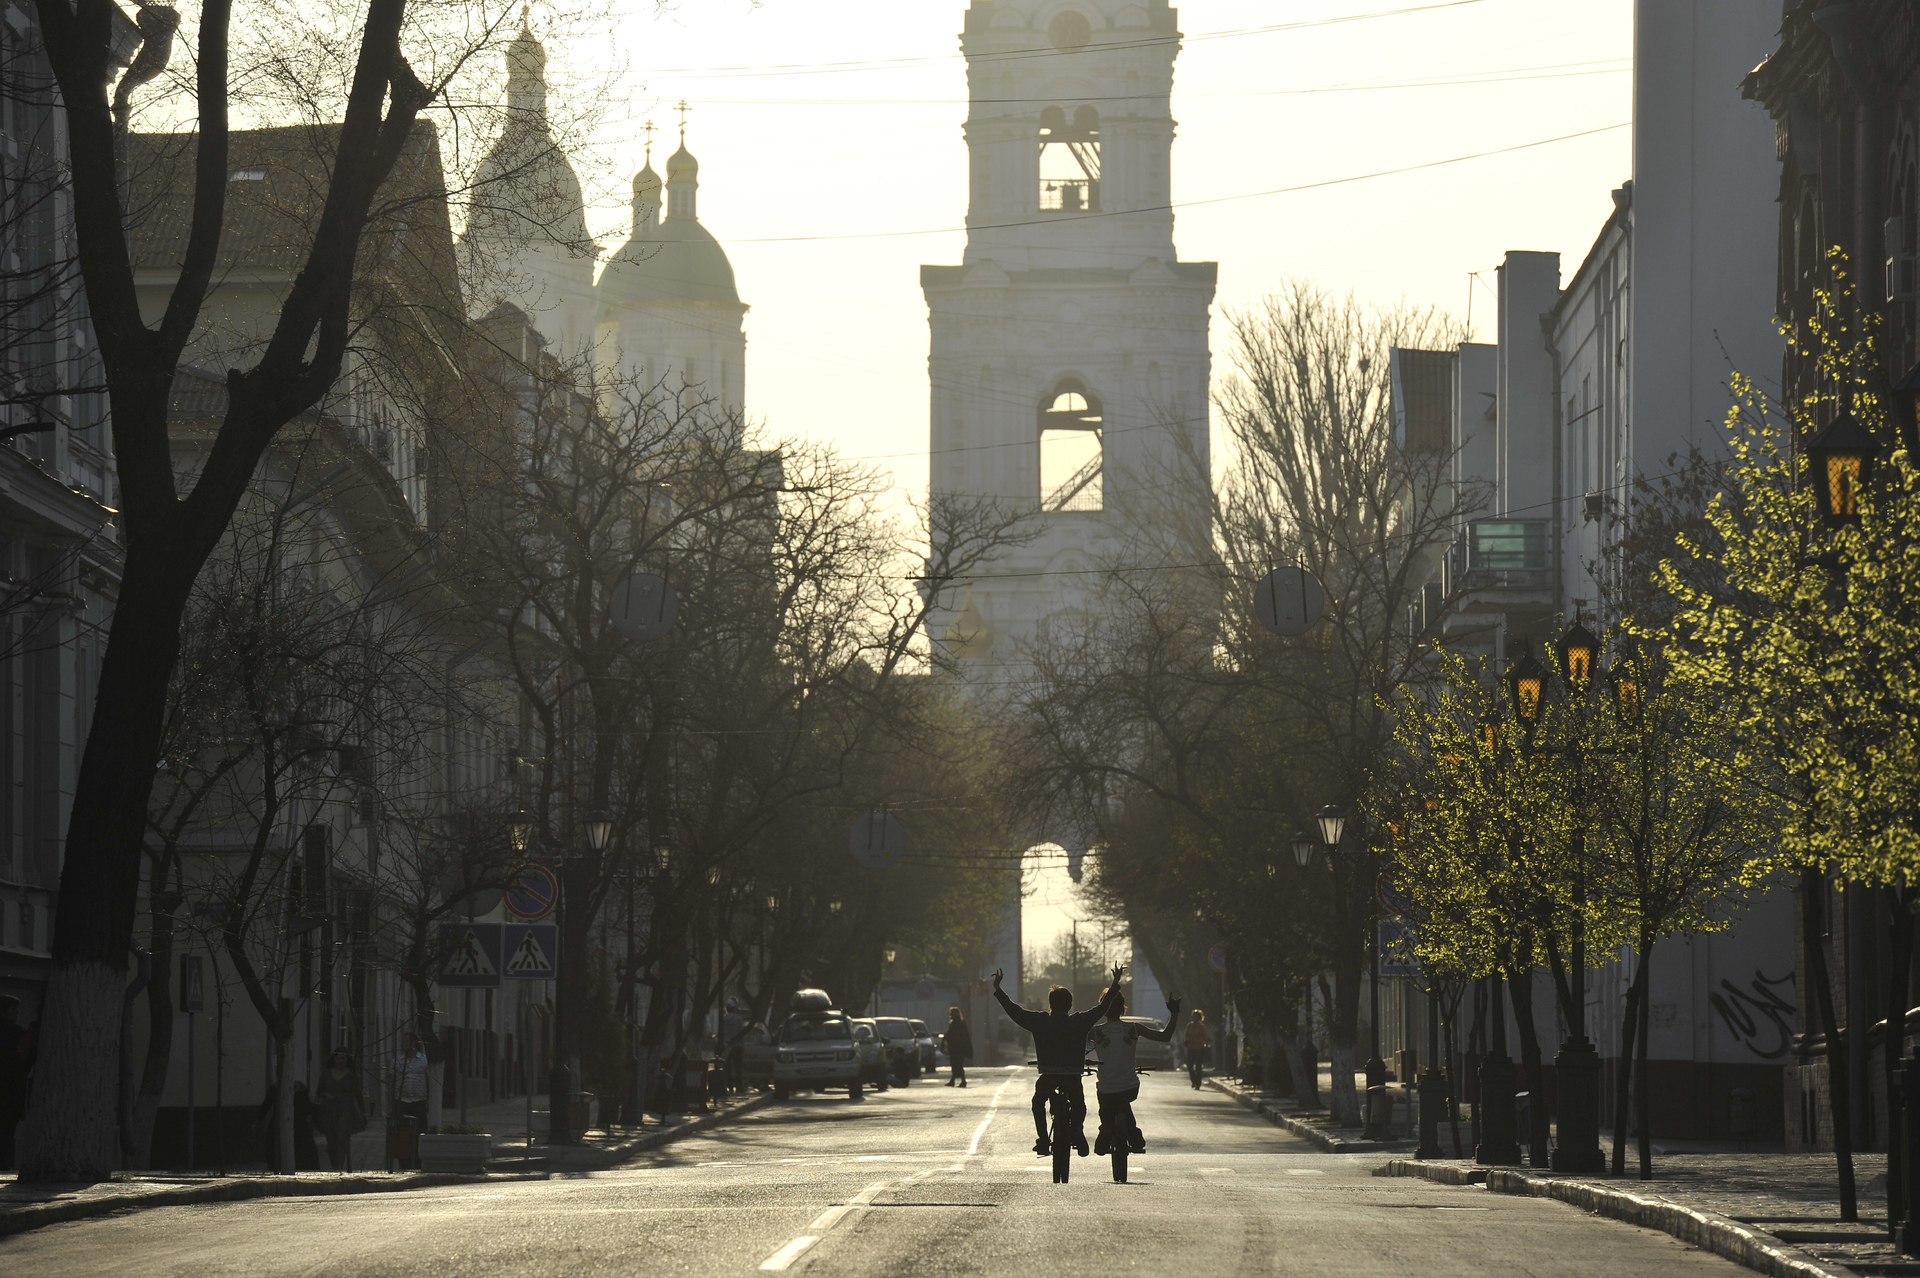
[1900,1054,1920,1255]
[1416,1063,1446,1159]
[1476,1052,1521,1165]
[1365,1085,1393,1141]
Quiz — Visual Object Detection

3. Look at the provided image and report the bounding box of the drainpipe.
[1541,311,1566,620]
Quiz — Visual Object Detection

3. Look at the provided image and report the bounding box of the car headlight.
[836,1049,854,1061]
[778,1050,795,1063]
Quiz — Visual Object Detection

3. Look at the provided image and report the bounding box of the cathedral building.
[923,0,1215,680]
[596,130,748,415]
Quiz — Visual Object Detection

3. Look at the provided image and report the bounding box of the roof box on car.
[788,988,833,1012]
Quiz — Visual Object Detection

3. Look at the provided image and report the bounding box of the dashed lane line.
[968,1073,1022,1157]
[757,1170,940,1270]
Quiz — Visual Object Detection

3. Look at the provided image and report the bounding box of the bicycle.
[1028,1061,1088,1183]
[1099,1068,1152,1184]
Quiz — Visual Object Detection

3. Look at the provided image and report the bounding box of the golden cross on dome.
[643,119,656,163]
[676,99,690,142]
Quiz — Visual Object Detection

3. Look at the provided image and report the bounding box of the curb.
[1202,1077,1407,1155]
[1378,1159,1858,1278]
[0,1095,776,1238]
[551,1093,777,1168]
[0,1170,518,1239]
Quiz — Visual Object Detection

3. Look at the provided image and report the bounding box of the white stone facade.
[924,0,1214,681]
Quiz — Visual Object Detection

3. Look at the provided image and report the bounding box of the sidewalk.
[1209,1074,1907,1277]
[1205,1076,1419,1156]
[0,1089,773,1238]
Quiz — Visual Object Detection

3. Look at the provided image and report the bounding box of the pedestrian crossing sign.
[436,923,502,988]
[503,924,559,979]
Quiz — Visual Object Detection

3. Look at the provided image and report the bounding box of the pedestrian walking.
[1184,1009,1208,1089]
[393,1031,430,1131]
[314,1049,365,1171]
[0,996,26,1170]
[944,1006,973,1087]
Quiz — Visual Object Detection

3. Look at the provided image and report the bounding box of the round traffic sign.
[505,865,559,921]
[609,572,679,642]
[1252,566,1326,638]
[849,810,906,869]
[914,978,937,1001]
[1206,944,1228,974]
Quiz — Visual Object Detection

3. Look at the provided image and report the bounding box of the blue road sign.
[437,923,503,988]
[505,866,558,921]
[1378,918,1420,978]
[179,954,205,1013]
[503,924,559,980]
[1207,944,1228,974]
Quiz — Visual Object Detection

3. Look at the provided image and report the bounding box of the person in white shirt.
[1086,990,1180,1155]
[393,1031,430,1134]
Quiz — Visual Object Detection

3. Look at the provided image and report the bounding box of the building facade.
[0,0,135,1023]
[1742,0,1920,1156]
[1380,0,1791,1142]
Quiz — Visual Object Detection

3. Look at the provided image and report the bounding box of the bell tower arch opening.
[1039,379,1104,511]
[1039,105,1101,214]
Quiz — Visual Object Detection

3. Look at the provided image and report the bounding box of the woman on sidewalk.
[315,1050,365,1171]
[944,1007,973,1087]
[1184,1009,1209,1089]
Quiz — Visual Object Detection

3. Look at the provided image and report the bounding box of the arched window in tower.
[1040,105,1100,213]
[1039,380,1103,512]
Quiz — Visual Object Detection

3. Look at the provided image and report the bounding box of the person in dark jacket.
[992,965,1121,1157]
[0,996,25,1170]
[314,1050,363,1171]
[943,1006,973,1088]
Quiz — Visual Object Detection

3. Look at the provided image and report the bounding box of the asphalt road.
[2,1068,1750,1276]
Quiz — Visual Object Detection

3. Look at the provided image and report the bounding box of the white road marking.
[968,1074,1022,1156]
[758,1172,940,1270]
[1284,1169,1324,1176]
[759,1237,819,1270]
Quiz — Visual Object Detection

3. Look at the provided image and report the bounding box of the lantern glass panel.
[1316,804,1347,848]
[1290,831,1315,869]
[1827,452,1865,518]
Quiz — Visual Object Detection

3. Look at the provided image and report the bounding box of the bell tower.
[923,0,1215,682]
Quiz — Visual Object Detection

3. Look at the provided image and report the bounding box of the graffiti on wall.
[1709,969,1797,1059]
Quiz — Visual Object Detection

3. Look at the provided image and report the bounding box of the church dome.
[465,18,590,248]
[666,142,698,183]
[597,219,739,309]
[597,138,739,310]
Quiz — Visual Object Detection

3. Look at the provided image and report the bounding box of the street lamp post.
[1465,718,1521,1166]
[1546,624,1607,1175]
[1317,804,1390,1135]
[1415,975,1446,1159]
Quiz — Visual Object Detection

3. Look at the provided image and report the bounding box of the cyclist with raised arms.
[992,964,1123,1157]
[1087,988,1180,1155]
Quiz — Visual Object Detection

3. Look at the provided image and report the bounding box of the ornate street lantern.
[1480,717,1500,756]
[1290,830,1316,869]
[509,810,535,853]
[1556,621,1600,689]
[1805,407,1876,525]
[652,834,673,876]
[1507,653,1548,728]
[585,809,613,852]
[1610,659,1643,725]
[1316,804,1348,849]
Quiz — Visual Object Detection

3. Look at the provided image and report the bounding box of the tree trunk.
[1278,1010,1318,1107]
[1802,866,1858,1220]
[1611,950,1647,1176]
[19,567,194,1182]
[1329,943,1363,1127]
[132,885,180,1168]
[1508,964,1549,1168]
[1635,953,1653,1180]
[1883,887,1914,1229]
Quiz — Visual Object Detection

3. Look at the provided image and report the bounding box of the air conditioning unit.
[1887,216,1915,303]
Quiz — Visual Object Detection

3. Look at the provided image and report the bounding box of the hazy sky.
[539,0,1637,953]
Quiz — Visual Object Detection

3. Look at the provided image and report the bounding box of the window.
[1039,382,1103,511]
[1039,105,1100,213]
[19,901,34,951]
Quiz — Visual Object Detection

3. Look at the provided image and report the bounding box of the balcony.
[1447,520,1551,592]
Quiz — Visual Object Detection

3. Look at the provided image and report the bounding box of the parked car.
[849,1018,890,1090]
[911,1019,938,1075]
[773,991,863,1100]
[1124,1016,1179,1071]
[872,1016,919,1086]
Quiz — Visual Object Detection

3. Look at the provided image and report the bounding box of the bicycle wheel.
[1111,1146,1128,1183]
